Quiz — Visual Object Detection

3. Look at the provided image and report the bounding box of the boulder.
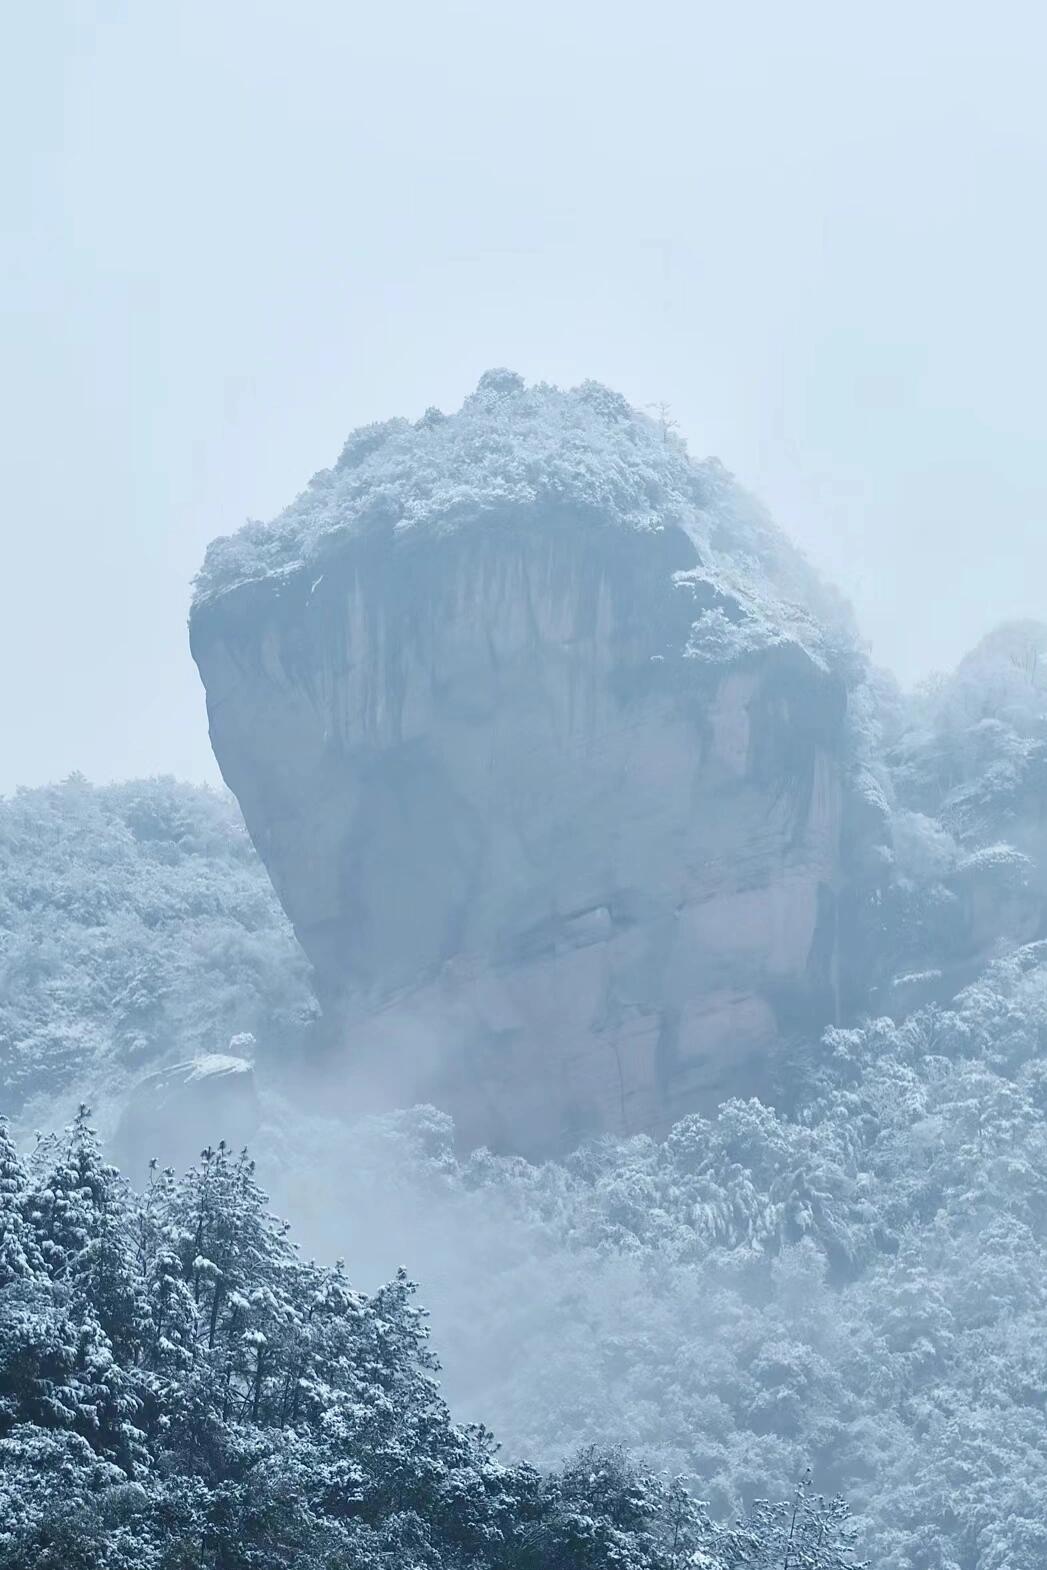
[113,1052,260,1178]
[190,374,857,1154]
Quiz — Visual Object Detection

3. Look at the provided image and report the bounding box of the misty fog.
[4,1,1047,791]
[3,7,1047,1570]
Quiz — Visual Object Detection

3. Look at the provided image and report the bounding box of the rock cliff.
[191,372,859,1154]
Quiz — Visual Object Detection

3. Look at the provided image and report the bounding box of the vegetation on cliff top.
[192,373,852,674]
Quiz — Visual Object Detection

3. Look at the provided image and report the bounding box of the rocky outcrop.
[191,373,857,1154]
[113,1051,261,1177]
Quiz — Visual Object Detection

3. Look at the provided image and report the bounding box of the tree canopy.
[0,1112,860,1570]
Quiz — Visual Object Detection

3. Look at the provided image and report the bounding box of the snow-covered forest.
[5,607,1047,1566]
[0,1110,862,1568]
[0,777,312,1116]
[7,0,1047,1561]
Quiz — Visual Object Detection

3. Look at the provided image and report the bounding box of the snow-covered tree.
[1,1128,863,1569]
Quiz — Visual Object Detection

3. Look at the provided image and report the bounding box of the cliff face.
[191,373,855,1154]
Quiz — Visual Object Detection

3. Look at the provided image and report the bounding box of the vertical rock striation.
[191,373,857,1154]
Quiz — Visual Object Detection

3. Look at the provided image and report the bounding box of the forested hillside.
[867,621,1047,1009]
[272,939,1047,1570]
[0,1112,860,1569]
[0,778,313,1114]
[4,622,1047,1567]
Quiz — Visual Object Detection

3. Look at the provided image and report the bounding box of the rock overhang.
[190,374,861,1154]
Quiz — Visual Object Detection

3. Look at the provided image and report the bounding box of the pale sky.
[3,0,1046,792]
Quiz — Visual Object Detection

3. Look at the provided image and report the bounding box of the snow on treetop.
[193,372,849,651]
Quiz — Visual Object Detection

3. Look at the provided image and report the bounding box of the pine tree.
[0,1117,38,1289]
[29,1107,149,1364]
[0,1122,867,1568]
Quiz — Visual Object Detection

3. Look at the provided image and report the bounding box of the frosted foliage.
[194,372,851,650]
[0,1116,862,1569]
[0,777,313,1117]
[891,620,1047,834]
[941,621,1047,734]
[891,809,958,882]
[266,943,1047,1570]
[679,581,834,671]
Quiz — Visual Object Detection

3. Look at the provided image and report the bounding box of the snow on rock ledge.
[114,1053,260,1176]
[190,374,858,1155]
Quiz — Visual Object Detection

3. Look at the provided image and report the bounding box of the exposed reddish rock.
[191,375,855,1154]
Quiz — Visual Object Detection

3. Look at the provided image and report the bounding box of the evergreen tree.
[0,1129,863,1569]
[0,1117,37,1289]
